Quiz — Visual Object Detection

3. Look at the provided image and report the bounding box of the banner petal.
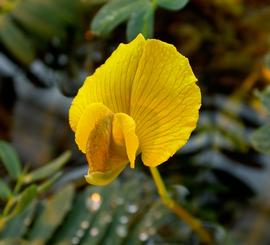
[69,34,145,132]
[130,39,201,167]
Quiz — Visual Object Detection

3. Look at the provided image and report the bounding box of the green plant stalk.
[14,175,24,194]
[2,173,24,217]
[149,167,212,244]
[2,195,15,216]
[0,217,7,231]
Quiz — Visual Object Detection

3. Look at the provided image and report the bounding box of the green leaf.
[1,201,37,238]
[51,186,96,243]
[157,0,189,10]
[12,0,65,38]
[26,0,78,25]
[28,185,75,242]
[251,123,270,154]
[81,0,108,6]
[0,180,12,200]
[127,2,154,41]
[51,184,116,243]
[0,16,35,64]
[127,201,170,245]
[79,184,120,245]
[1,172,217,244]
[23,151,71,184]
[0,140,22,180]
[91,0,146,36]
[8,185,37,220]
[255,86,270,113]
[0,240,28,245]
[102,178,154,245]
[37,172,62,194]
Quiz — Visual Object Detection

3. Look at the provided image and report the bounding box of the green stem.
[14,175,23,194]
[149,167,212,244]
[2,174,23,217]
[0,217,7,232]
[2,196,15,216]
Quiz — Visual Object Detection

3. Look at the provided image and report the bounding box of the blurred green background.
[1,0,270,244]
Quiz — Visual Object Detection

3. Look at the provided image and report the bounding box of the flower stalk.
[149,167,212,244]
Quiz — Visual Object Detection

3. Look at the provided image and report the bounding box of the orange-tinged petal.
[130,39,200,167]
[81,105,139,185]
[69,34,145,132]
[85,113,128,186]
[85,165,126,186]
[75,103,113,153]
[112,113,139,168]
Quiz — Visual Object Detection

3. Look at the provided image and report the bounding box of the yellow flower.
[69,34,201,186]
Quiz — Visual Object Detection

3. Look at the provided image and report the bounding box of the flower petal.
[85,113,128,186]
[112,113,139,168]
[75,103,113,153]
[85,164,126,186]
[69,34,145,132]
[84,110,138,186]
[130,39,201,167]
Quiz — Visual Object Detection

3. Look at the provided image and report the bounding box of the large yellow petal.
[130,39,201,167]
[69,34,146,132]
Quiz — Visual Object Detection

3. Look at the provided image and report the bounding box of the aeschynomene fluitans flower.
[69,34,211,244]
[69,34,200,185]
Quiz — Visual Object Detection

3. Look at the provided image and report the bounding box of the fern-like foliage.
[0,170,234,245]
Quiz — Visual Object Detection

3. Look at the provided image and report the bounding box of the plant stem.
[0,217,7,232]
[2,174,23,217]
[14,175,23,194]
[2,196,15,216]
[149,167,212,244]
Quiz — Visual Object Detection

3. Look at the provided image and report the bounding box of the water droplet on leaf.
[76,229,84,238]
[119,215,129,224]
[116,225,127,237]
[102,214,112,224]
[81,220,90,229]
[71,237,80,245]
[116,197,124,205]
[127,204,138,213]
[90,227,99,237]
[86,192,102,211]
[23,217,31,226]
[139,232,149,241]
